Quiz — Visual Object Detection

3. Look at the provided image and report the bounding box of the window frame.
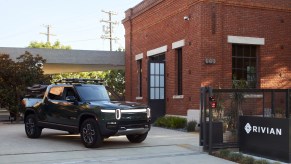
[232,44,258,88]
[137,59,142,97]
[177,48,183,95]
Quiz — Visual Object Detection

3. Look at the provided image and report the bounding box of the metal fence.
[199,87,291,154]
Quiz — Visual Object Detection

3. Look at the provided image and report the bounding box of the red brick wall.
[123,0,291,116]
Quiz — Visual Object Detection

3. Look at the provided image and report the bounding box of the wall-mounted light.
[184,16,190,21]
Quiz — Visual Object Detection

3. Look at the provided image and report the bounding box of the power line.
[40,25,56,43]
[100,10,119,51]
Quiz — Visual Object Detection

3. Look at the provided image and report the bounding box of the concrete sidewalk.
[0,122,235,164]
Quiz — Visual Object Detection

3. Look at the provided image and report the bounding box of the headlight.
[146,108,151,118]
[115,109,121,120]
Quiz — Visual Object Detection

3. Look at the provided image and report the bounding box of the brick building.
[122,0,291,120]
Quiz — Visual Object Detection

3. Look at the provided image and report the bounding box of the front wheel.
[80,119,103,148]
[126,132,148,143]
[25,114,42,138]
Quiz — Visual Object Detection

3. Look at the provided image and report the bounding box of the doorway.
[148,54,166,121]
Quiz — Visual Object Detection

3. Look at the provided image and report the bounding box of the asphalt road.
[0,123,235,164]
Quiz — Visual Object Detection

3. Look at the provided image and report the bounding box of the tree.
[0,52,50,120]
[28,41,125,97]
[51,70,125,97]
[28,41,71,49]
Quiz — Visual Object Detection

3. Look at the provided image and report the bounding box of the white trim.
[172,39,185,49]
[121,109,147,113]
[135,53,143,61]
[147,45,167,57]
[101,110,115,113]
[173,95,184,99]
[136,97,143,100]
[228,36,265,45]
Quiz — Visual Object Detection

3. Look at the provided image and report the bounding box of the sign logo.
[244,123,282,136]
[244,123,252,134]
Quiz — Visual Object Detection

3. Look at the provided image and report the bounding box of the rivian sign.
[244,123,282,136]
[239,116,290,163]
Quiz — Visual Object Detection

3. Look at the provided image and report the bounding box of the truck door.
[39,86,65,124]
[40,86,79,126]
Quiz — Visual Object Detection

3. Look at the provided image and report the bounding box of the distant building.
[122,0,291,120]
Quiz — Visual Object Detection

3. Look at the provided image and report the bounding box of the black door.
[148,54,166,121]
[39,86,78,126]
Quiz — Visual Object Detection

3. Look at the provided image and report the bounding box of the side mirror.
[66,96,76,102]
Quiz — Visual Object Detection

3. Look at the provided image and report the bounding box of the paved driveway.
[0,123,234,164]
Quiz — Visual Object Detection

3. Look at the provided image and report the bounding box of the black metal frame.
[200,87,291,154]
[55,78,104,85]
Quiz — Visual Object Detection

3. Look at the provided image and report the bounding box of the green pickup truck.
[22,79,151,148]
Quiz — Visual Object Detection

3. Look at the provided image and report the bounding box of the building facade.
[122,0,291,120]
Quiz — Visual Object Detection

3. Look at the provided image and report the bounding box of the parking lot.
[0,114,234,164]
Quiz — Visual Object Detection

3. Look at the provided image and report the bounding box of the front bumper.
[99,121,151,136]
[115,126,150,135]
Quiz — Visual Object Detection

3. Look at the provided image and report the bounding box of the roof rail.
[55,78,104,85]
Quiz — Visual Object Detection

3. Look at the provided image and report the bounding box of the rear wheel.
[80,119,103,148]
[126,132,148,143]
[25,114,42,138]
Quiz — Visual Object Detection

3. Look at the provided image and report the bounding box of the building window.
[232,44,257,88]
[137,59,142,97]
[177,48,183,95]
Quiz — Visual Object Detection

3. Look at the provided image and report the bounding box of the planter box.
[200,121,223,146]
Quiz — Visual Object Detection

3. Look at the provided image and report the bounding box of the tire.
[80,119,103,148]
[126,132,148,143]
[25,114,42,138]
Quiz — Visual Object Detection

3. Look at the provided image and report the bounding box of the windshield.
[75,85,110,101]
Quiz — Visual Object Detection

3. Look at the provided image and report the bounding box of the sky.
[0,0,142,51]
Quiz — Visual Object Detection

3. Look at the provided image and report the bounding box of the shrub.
[219,149,231,159]
[154,116,187,129]
[186,121,197,132]
[253,159,270,164]
[240,156,255,164]
[228,152,243,162]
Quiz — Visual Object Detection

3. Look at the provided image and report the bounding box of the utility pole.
[100,10,119,51]
[40,25,56,43]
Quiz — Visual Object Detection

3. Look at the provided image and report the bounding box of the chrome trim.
[115,127,150,135]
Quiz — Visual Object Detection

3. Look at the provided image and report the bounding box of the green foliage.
[228,152,243,162]
[214,149,278,164]
[28,41,125,97]
[154,116,187,129]
[253,159,270,164]
[240,156,255,164]
[51,70,125,97]
[0,52,50,118]
[218,149,231,159]
[186,121,197,132]
[28,41,71,49]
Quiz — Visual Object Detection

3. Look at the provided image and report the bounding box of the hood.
[89,101,148,110]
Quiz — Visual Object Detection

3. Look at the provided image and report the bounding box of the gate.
[200,87,291,156]
[148,54,166,121]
